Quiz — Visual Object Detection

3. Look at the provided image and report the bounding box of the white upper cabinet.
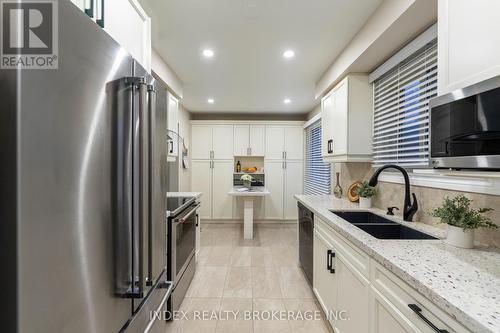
[191,124,234,160]
[234,125,250,156]
[233,125,265,156]
[321,75,373,162]
[265,125,303,160]
[438,0,500,95]
[284,127,304,160]
[249,125,266,156]
[265,126,285,160]
[104,0,151,71]
[191,125,213,160]
[212,125,234,160]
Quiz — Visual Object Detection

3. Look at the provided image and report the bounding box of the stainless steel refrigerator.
[1,1,171,332]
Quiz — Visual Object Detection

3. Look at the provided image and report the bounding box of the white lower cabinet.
[191,160,233,220]
[212,161,234,219]
[263,161,284,219]
[313,223,338,329]
[335,255,370,333]
[313,217,472,333]
[284,161,303,220]
[191,160,211,220]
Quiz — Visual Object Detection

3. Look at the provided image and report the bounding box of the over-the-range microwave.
[429,76,500,169]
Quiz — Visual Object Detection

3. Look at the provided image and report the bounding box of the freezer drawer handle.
[408,304,449,333]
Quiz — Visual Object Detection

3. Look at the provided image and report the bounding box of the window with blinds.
[305,120,331,195]
[372,39,437,168]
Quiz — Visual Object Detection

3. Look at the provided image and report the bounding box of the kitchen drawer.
[315,217,370,278]
[370,260,471,333]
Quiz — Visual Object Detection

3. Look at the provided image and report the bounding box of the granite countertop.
[228,186,270,197]
[295,194,500,333]
[167,192,202,199]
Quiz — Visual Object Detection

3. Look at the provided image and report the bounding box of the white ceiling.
[141,0,383,114]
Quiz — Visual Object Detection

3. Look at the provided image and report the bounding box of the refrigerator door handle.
[136,80,149,296]
[146,84,156,287]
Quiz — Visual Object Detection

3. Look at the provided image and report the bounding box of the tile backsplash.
[336,162,500,248]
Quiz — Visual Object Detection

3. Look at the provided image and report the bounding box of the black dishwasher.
[298,202,313,286]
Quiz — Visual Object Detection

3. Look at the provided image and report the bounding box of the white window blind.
[305,120,331,195]
[372,39,437,168]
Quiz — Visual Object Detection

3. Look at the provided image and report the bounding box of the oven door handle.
[174,204,200,224]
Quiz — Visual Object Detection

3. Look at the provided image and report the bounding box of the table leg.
[243,198,254,239]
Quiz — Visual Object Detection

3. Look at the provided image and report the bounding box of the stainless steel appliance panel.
[429,74,500,169]
[298,203,313,286]
[17,1,134,332]
[148,78,168,290]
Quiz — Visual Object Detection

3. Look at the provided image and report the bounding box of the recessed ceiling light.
[283,98,291,104]
[202,49,214,58]
[283,50,295,59]
[207,98,215,104]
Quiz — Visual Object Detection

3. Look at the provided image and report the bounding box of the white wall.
[151,49,184,99]
[178,104,191,192]
[315,0,437,99]
[438,0,500,95]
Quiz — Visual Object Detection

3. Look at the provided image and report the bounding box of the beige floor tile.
[220,298,253,319]
[223,267,252,298]
[251,246,274,267]
[214,227,238,246]
[253,320,291,333]
[197,246,212,266]
[200,227,219,246]
[205,246,234,266]
[253,298,286,313]
[216,320,253,333]
[271,245,299,267]
[186,266,228,297]
[289,319,331,333]
[279,267,314,299]
[251,267,283,298]
[177,319,218,333]
[230,246,252,267]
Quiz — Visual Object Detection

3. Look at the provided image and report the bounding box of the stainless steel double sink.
[330,211,437,240]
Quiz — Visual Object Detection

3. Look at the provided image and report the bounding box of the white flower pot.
[446,225,474,249]
[359,197,372,209]
[243,181,252,188]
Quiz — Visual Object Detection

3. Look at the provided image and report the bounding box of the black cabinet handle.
[408,304,449,333]
[327,250,335,274]
[327,139,333,154]
[169,141,174,153]
[326,250,331,270]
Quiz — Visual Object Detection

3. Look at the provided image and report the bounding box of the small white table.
[228,186,270,239]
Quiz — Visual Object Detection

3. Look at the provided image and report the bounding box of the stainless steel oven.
[167,198,199,313]
[429,75,500,169]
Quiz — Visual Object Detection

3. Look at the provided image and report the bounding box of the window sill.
[378,169,500,196]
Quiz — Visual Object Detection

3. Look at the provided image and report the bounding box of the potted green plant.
[356,181,376,209]
[240,173,253,188]
[431,195,497,248]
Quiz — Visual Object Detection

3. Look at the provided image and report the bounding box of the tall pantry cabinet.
[191,121,304,221]
[191,124,234,220]
[264,125,303,220]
